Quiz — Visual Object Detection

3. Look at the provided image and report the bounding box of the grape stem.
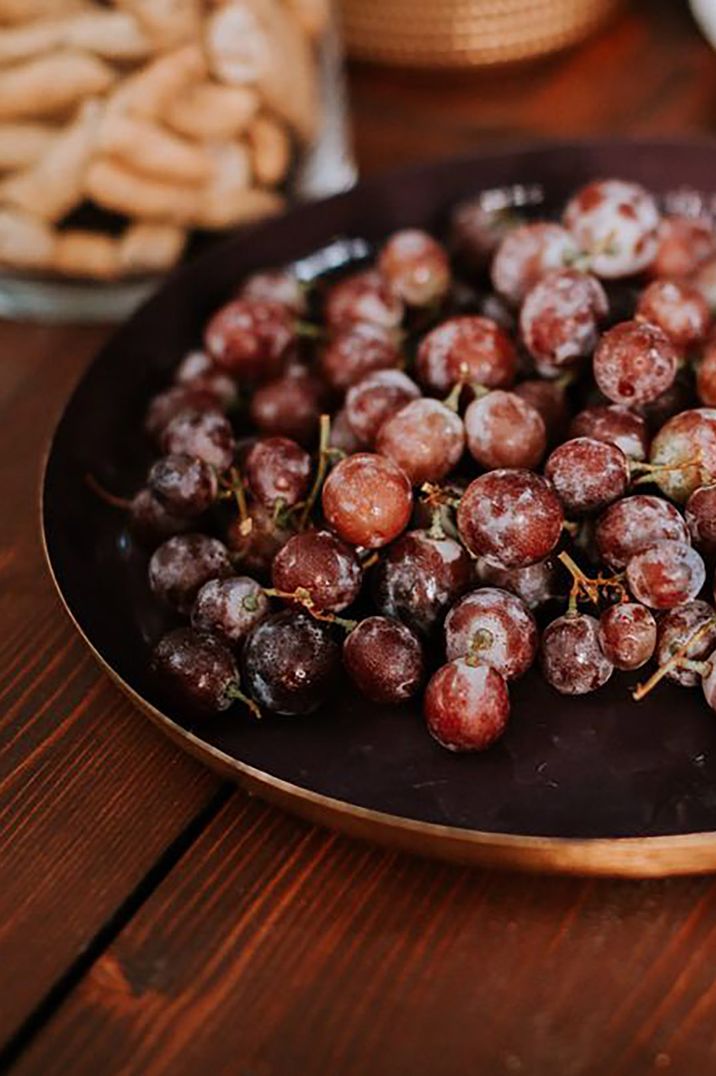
[558,550,627,611]
[224,466,252,536]
[85,473,133,510]
[299,413,331,531]
[442,362,489,412]
[295,320,326,340]
[263,585,358,633]
[632,619,716,702]
[225,682,262,720]
[630,454,709,487]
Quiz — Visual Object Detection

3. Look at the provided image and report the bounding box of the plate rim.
[40,135,716,878]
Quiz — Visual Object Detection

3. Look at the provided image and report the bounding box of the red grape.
[343,616,424,704]
[457,469,564,568]
[513,379,569,443]
[685,484,716,557]
[319,322,401,393]
[626,539,705,609]
[152,628,241,712]
[244,436,312,509]
[563,179,661,278]
[329,407,363,455]
[130,488,190,547]
[444,586,538,679]
[491,222,578,305]
[650,214,716,279]
[161,408,235,472]
[691,255,716,308]
[545,437,629,514]
[595,494,690,571]
[598,602,656,671]
[240,267,306,314]
[145,385,224,443]
[324,269,403,331]
[541,613,613,695]
[148,454,218,518]
[519,268,607,375]
[636,278,710,349]
[226,501,292,577]
[416,315,517,394]
[697,336,716,407]
[191,575,269,645]
[242,610,339,715]
[205,297,295,380]
[655,600,716,686]
[249,367,323,445]
[322,452,413,549]
[475,556,558,609]
[424,659,510,752]
[345,369,420,446]
[649,408,716,501]
[376,397,465,486]
[593,320,679,406]
[451,197,518,270]
[378,228,451,307]
[569,404,649,462]
[174,350,238,409]
[464,390,546,470]
[373,529,472,636]
[148,533,232,613]
[271,529,362,612]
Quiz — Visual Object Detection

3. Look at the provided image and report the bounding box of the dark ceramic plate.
[43,138,716,877]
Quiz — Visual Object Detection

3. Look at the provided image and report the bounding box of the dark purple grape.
[373,529,472,636]
[148,533,232,613]
[343,616,424,703]
[655,600,716,687]
[249,367,323,445]
[204,297,295,381]
[152,628,240,712]
[240,268,306,314]
[191,576,269,645]
[686,485,716,558]
[244,436,312,510]
[324,269,403,331]
[541,613,613,695]
[145,385,224,443]
[272,530,362,612]
[161,408,236,472]
[226,501,293,577]
[173,350,238,408]
[319,323,402,393]
[148,454,218,518]
[130,488,190,547]
[242,610,340,715]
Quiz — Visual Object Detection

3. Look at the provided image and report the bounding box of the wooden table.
[3,3,716,1072]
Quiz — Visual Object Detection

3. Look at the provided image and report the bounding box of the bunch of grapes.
[109,178,716,750]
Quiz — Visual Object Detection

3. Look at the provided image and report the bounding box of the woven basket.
[339,0,624,68]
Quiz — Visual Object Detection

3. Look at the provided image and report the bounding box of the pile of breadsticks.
[0,0,326,280]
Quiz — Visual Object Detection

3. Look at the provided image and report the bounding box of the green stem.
[299,413,331,531]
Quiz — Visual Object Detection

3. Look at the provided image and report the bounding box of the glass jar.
[0,0,355,322]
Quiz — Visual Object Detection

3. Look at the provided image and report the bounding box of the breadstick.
[99,113,213,185]
[284,0,331,39]
[248,114,291,186]
[53,231,121,281]
[195,185,284,230]
[119,222,186,274]
[0,0,86,24]
[85,157,199,224]
[0,123,57,173]
[107,45,206,120]
[0,51,115,122]
[0,208,55,271]
[0,18,62,64]
[165,83,259,141]
[115,0,202,50]
[1,99,104,222]
[63,10,152,62]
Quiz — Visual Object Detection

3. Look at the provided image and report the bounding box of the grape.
[148,454,218,518]
[319,323,401,393]
[626,540,705,609]
[475,556,558,609]
[491,222,578,305]
[569,404,649,462]
[130,488,190,547]
[639,377,694,433]
[244,436,312,509]
[424,659,510,752]
[655,600,716,686]
[241,610,339,715]
[271,530,362,612]
[697,337,716,407]
[686,485,716,557]
[322,452,413,549]
[376,398,465,485]
[343,616,424,703]
[464,390,546,470]
[649,408,716,501]
[444,587,538,679]
[373,529,472,636]
[240,267,306,314]
[598,602,656,671]
[457,469,564,569]
[650,214,716,279]
[345,369,420,446]
[545,437,629,514]
[593,320,679,406]
[541,613,613,695]
[191,576,269,645]
[205,298,295,380]
[324,269,403,331]
[519,269,608,375]
[451,197,518,270]
[416,315,517,394]
[595,494,690,571]
[250,368,323,445]
[513,379,569,443]
[329,408,363,455]
[563,179,661,278]
[226,501,292,577]
[152,628,241,712]
[161,408,236,472]
[145,385,224,443]
[174,350,238,409]
[148,533,232,613]
[378,228,451,306]
[691,255,716,309]
[637,278,710,350]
